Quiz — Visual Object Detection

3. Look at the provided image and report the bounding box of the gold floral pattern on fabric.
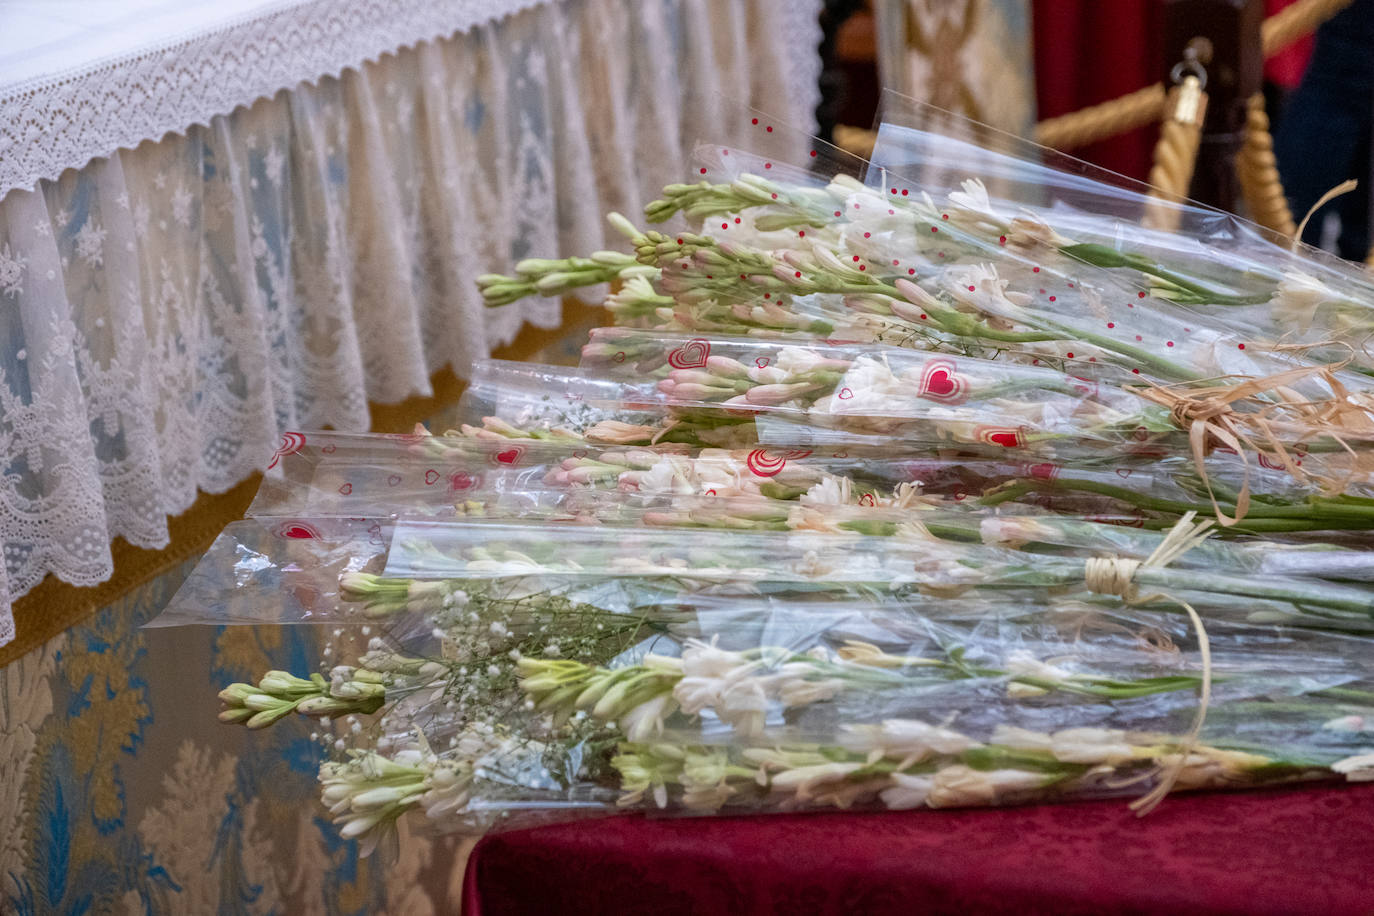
[0,559,466,912]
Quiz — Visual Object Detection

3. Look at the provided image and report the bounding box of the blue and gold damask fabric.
[1,559,467,914]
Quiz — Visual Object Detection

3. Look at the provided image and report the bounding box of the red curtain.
[1032,0,1165,181]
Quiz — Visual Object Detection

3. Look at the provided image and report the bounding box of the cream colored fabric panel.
[875,0,1036,135]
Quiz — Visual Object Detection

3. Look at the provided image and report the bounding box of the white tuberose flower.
[1004,650,1073,683]
[800,475,853,507]
[879,772,935,810]
[927,765,1046,807]
[1333,753,1374,782]
[989,725,1054,752]
[769,761,865,798]
[1047,727,1138,765]
[1272,270,1336,331]
[717,678,769,736]
[946,178,1003,227]
[942,263,1030,321]
[842,718,978,764]
[1322,715,1368,733]
[990,723,1139,765]
[637,457,695,495]
[681,638,747,679]
[619,692,677,742]
[774,346,833,376]
[672,639,843,735]
[810,356,904,417]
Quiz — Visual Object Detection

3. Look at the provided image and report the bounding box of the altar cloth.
[463,782,1374,915]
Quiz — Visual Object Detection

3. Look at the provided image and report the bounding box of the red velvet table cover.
[463,784,1374,915]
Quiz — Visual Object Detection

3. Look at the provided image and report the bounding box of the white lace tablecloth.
[0,0,823,646]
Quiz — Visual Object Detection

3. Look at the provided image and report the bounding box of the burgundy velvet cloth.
[1032,0,1164,181]
[463,783,1374,915]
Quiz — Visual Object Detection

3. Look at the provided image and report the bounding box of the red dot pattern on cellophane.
[682,113,1257,380]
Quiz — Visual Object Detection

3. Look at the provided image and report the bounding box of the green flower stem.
[920,519,986,543]
[809,198,1210,380]
[1019,674,1206,699]
[981,478,1374,530]
[780,242,1199,380]
[1309,686,1374,702]
[1034,315,1197,380]
[630,210,1209,382]
[1060,244,1275,306]
[826,281,1060,344]
[478,251,654,307]
[914,269,1198,382]
[1126,566,1374,615]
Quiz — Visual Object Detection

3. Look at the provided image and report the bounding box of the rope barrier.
[1144,76,1207,230]
[1033,0,1355,152]
[837,0,1354,247]
[1033,84,1166,153]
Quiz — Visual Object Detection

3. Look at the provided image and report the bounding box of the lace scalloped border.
[0,0,551,200]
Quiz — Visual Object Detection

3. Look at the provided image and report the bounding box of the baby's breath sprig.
[224,571,684,736]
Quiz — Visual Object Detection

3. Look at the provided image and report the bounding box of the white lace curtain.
[0,0,823,646]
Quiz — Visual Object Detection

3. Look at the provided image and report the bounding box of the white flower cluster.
[634,452,751,497]
[668,639,844,736]
[616,719,1277,816]
[318,726,511,855]
[1003,650,1076,698]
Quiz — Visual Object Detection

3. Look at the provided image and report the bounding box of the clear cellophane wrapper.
[193,534,1374,837]
[154,96,1374,849]
[159,505,1374,836]
[615,99,1374,486]
[870,89,1374,368]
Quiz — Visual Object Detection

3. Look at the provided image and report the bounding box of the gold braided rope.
[1143,80,1205,230]
[1033,0,1354,152]
[1034,84,1166,153]
[1261,0,1353,55]
[1236,92,1298,237]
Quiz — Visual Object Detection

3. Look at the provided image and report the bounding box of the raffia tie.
[1134,360,1374,526]
[1084,512,1216,816]
[1292,179,1359,250]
